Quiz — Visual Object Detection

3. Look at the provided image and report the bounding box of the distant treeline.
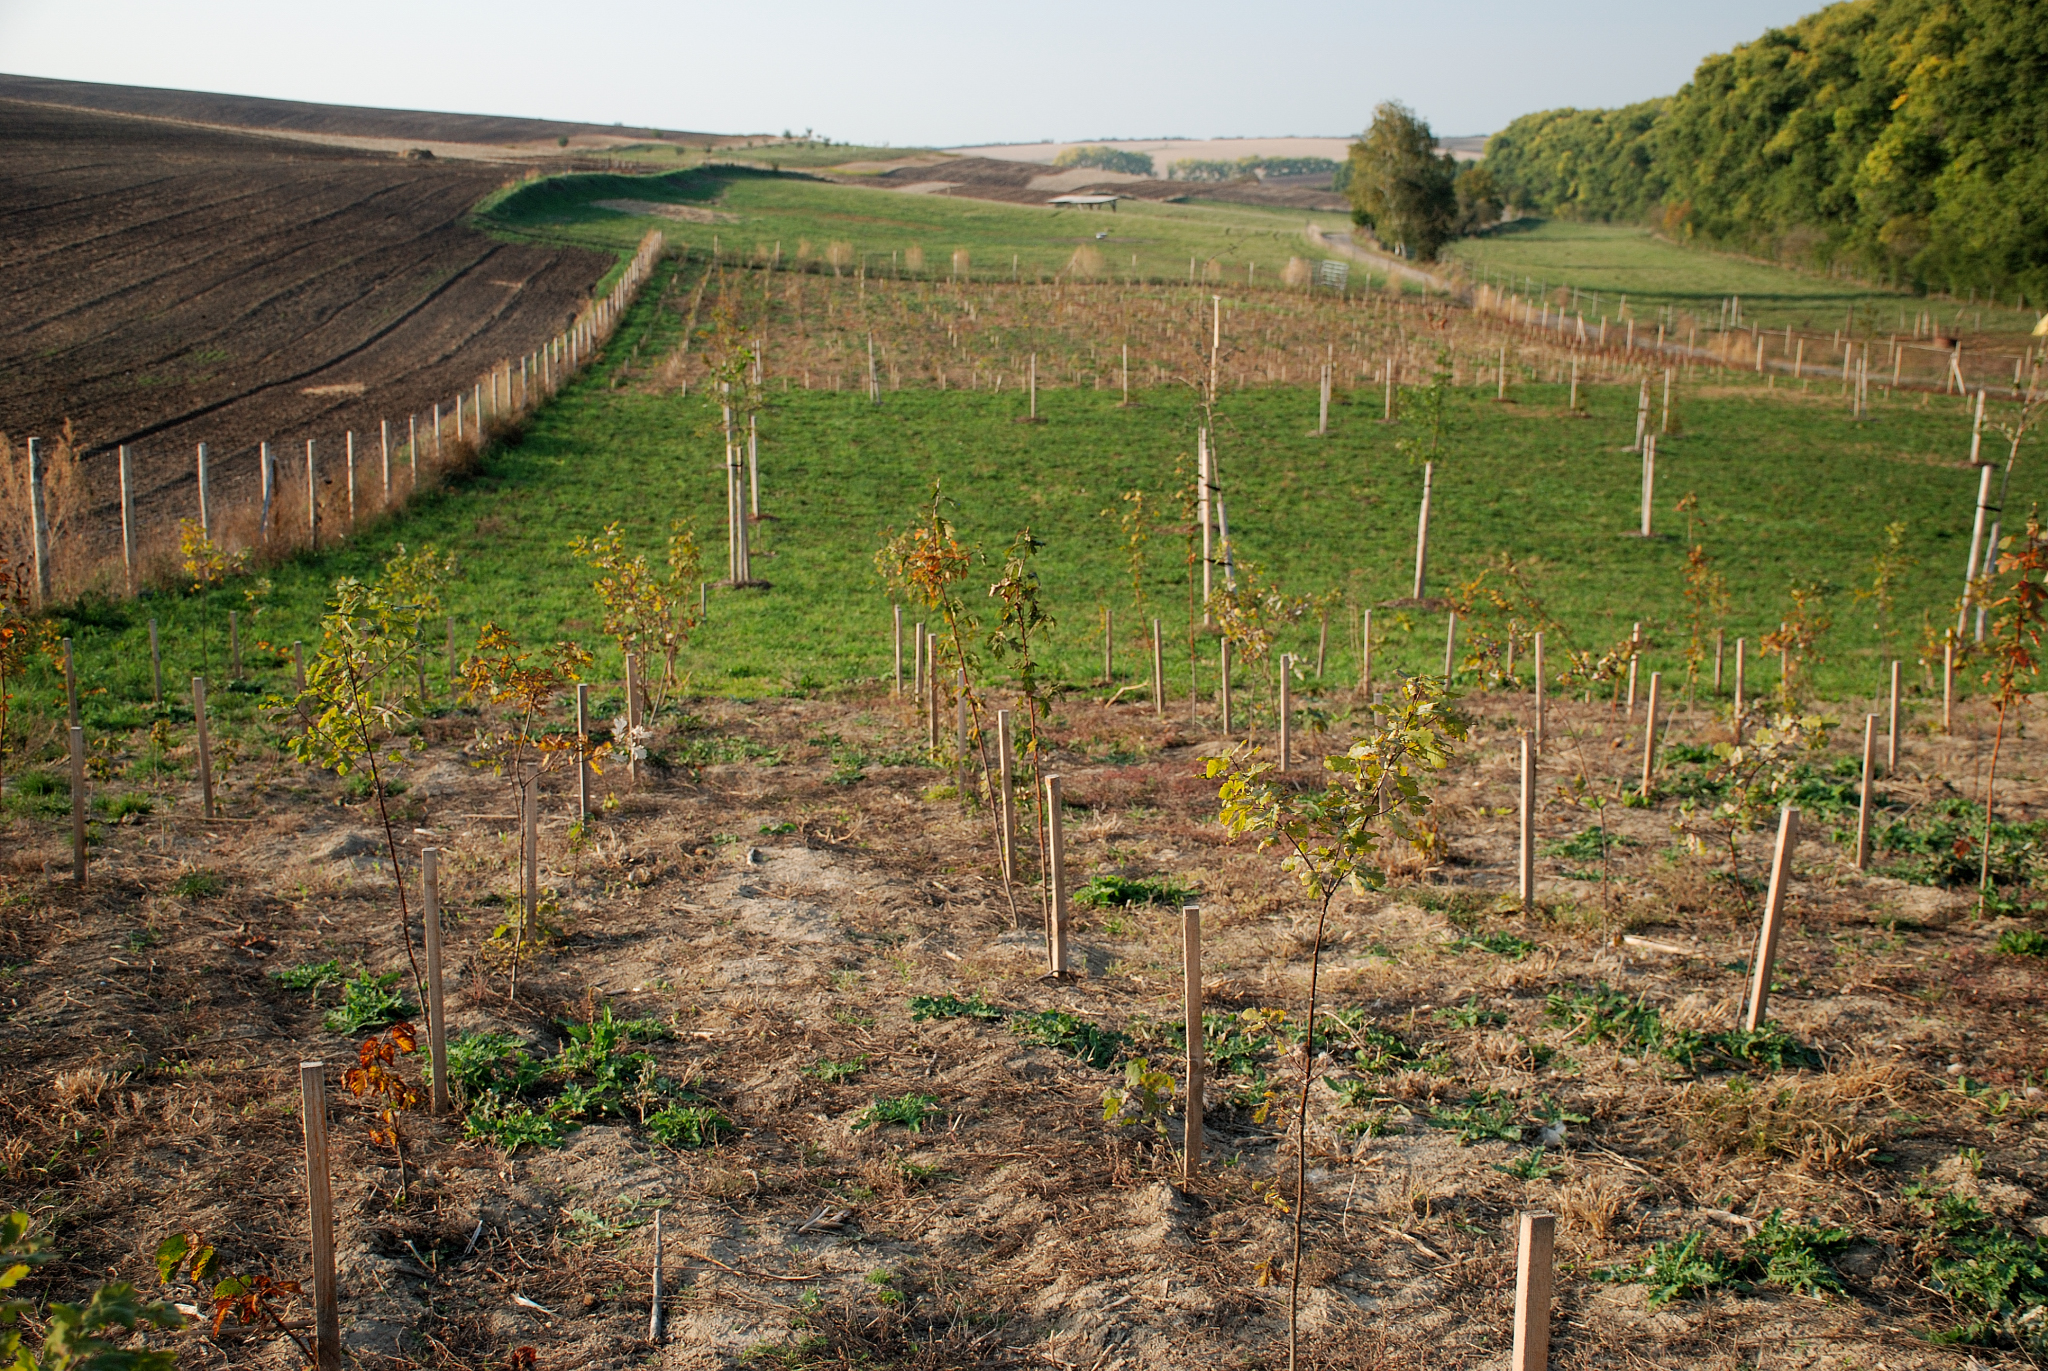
[1482,0,2048,304]
[1168,156,1342,183]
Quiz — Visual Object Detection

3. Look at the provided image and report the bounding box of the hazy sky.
[0,0,1821,145]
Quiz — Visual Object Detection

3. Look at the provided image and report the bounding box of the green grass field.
[20,254,2027,759]
[477,166,1353,286]
[1444,219,2043,338]
[10,176,2037,766]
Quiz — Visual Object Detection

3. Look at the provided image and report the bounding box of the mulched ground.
[3,675,2044,1369]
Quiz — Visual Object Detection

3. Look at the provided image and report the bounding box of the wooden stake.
[193,677,214,818]
[1151,618,1164,716]
[1315,609,1327,678]
[1733,638,1746,745]
[445,618,455,692]
[1713,628,1724,691]
[575,683,591,822]
[1183,904,1204,1178]
[62,637,78,728]
[1443,612,1457,682]
[1855,716,1875,871]
[293,641,306,694]
[1518,732,1535,910]
[1743,806,1800,1031]
[996,709,1017,884]
[1533,631,1546,757]
[1102,606,1113,685]
[300,1062,342,1371]
[229,611,241,679]
[1511,1212,1556,1371]
[1220,638,1233,734]
[197,442,211,538]
[1887,660,1901,773]
[1941,635,1957,733]
[649,1209,665,1343]
[1413,461,1434,599]
[70,725,86,886]
[1045,774,1069,976]
[521,774,539,941]
[1641,672,1662,796]
[26,438,49,606]
[625,653,642,783]
[118,445,135,594]
[913,623,925,699]
[954,677,969,806]
[893,606,903,697]
[1360,609,1372,701]
[423,848,449,1114]
[1278,654,1292,772]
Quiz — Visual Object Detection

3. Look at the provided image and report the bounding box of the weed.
[1905,1182,2048,1348]
[438,1031,544,1104]
[907,993,1002,1022]
[1445,930,1537,959]
[1435,997,1508,1029]
[854,1093,940,1132]
[95,792,152,822]
[1995,928,2048,957]
[646,1103,733,1148]
[1493,1147,1560,1180]
[462,1098,570,1153]
[168,869,226,900]
[804,1056,870,1084]
[1425,1090,1522,1145]
[1745,1210,1853,1297]
[321,971,412,1035]
[1073,873,1195,908]
[1599,1231,1738,1306]
[1013,1009,1129,1070]
[269,959,344,993]
[1545,983,1661,1049]
[1663,1026,1821,1073]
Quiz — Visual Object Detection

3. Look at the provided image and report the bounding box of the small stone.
[1946,1063,1966,1075]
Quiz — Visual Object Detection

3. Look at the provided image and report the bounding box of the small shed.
[1047,193,1120,211]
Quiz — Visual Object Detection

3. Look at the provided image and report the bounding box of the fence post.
[423,848,448,1114]
[119,445,136,592]
[70,725,87,886]
[1278,654,1292,772]
[193,678,214,818]
[576,683,591,822]
[1511,1212,1556,1371]
[1887,660,1901,773]
[150,620,163,706]
[1744,806,1800,1030]
[1519,733,1535,910]
[1640,671,1662,796]
[1152,618,1164,717]
[299,1062,342,1371]
[1045,774,1068,977]
[1855,716,1875,871]
[996,709,1017,884]
[1183,904,1203,1178]
[28,438,50,606]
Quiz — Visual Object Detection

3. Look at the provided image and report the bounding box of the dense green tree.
[1346,101,1460,260]
[1479,0,2048,304]
[1052,146,1155,176]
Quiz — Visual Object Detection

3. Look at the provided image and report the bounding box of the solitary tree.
[1345,101,1459,260]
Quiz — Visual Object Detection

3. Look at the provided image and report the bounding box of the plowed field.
[0,100,611,551]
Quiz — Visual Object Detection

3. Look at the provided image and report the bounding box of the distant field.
[478,166,1354,286]
[1444,219,2043,338]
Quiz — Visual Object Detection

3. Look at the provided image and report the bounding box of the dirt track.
[0,100,611,554]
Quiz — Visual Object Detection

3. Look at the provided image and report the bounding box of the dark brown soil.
[0,100,610,552]
[0,72,734,148]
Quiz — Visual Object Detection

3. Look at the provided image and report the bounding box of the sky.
[0,0,1823,147]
